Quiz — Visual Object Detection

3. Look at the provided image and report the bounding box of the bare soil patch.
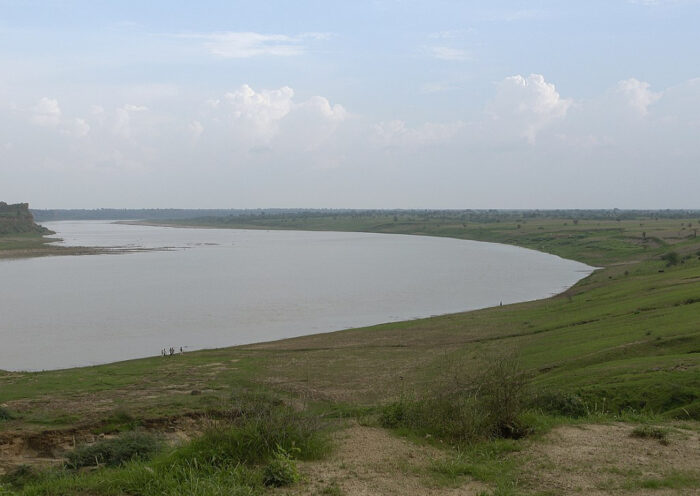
[521,423,700,495]
[289,423,488,496]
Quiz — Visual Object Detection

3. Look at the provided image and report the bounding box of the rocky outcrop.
[0,202,50,235]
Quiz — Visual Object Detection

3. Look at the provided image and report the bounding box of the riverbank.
[1,212,698,494]
[0,232,104,259]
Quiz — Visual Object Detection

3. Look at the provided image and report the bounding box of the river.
[0,221,594,371]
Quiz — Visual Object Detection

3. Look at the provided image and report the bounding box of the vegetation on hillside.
[0,203,49,236]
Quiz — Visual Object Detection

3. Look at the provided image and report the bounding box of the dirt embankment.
[0,202,49,236]
[0,413,208,475]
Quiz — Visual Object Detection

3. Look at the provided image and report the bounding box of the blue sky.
[1,0,699,208]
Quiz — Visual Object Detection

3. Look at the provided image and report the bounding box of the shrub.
[661,251,679,266]
[530,391,588,417]
[320,482,344,495]
[66,431,162,469]
[168,394,329,470]
[0,464,37,488]
[262,445,301,487]
[631,425,670,445]
[0,407,13,421]
[379,401,407,428]
[94,408,140,434]
[381,353,532,443]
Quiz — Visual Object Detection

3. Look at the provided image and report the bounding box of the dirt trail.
[290,423,487,496]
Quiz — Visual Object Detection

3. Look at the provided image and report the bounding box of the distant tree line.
[31,208,700,223]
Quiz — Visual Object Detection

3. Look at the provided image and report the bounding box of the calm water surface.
[0,221,594,371]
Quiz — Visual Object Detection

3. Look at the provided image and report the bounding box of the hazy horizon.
[2,1,699,209]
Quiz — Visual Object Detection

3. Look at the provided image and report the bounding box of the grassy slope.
[1,215,699,432]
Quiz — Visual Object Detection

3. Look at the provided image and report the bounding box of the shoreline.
[1,220,596,372]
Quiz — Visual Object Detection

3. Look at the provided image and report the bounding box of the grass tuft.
[0,407,13,421]
[630,425,670,445]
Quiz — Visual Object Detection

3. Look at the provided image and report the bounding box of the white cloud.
[29,97,89,137]
[210,85,346,149]
[114,104,148,138]
[6,75,699,209]
[297,96,347,122]
[31,97,61,126]
[428,46,470,61]
[61,118,90,138]
[373,120,463,147]
[223,85,295,140]
[487,74,572,143]
[615,78,661,115]
[189,32,304,58]
[277,96,347,151]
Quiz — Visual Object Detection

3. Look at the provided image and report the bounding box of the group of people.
[161,346,183,356]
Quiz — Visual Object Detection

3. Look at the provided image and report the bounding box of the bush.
[530,391,588,417]
[0,407,13,421]
[0,464,37,488]
[381,353,532,443]
[66,431,162,469]
[168,393,329,469]
[94,408,140,434]
[661,251,679,266]
[630,425,670,445]
[262,445,301,487]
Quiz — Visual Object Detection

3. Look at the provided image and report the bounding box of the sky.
[1,0,699,209]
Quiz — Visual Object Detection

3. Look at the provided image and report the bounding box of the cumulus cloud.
[615,78,661,115]
[31,97,62,126]
[5,75,698,210]
[207,85,347,148]
[28,97,90,137]
[223,85,295,139]
[487,74,572,143]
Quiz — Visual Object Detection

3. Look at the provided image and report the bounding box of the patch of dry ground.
[521,423,700,495]
[288,423,488,496]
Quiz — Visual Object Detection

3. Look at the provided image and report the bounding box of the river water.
[0,221,594,371]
